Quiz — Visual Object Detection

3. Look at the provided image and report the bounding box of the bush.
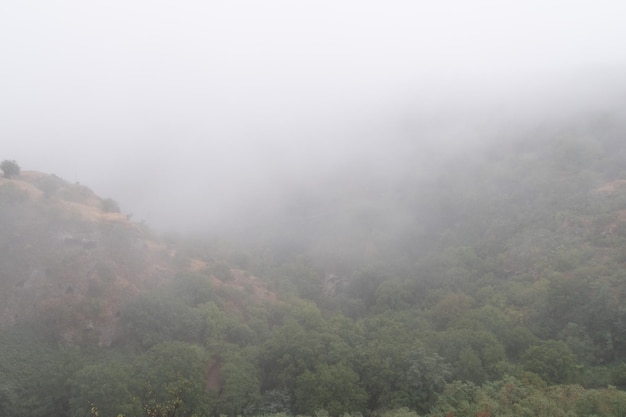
[101,197,120,213]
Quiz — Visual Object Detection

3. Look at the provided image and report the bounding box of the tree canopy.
[0,160,20,178]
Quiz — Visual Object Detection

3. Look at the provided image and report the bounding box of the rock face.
[322,273,346,296]
[0,172,175,345]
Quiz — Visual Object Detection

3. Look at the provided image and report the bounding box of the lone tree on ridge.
[1,160,20,178]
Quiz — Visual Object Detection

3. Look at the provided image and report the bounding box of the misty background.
[2,1,626,233]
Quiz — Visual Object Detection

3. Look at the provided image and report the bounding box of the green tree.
[0,380,18,417]
[521,340,581,384]
[134,342,211,417]
[122,295,207,349]
[214,351,260,417]
[254,389,291,415]
[358,332,412,410]
[0,160,20,178]
[294,363,367,416]
[259,303,352,394]
[406,342,451,414]
[0,327,82,417]
[575,385,626,417]
[68,362,141,417]
[434,329,507,383]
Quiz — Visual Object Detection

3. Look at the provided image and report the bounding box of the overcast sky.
[2,1,626,232]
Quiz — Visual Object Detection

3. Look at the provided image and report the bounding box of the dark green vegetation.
[1,159,20,178]
[4,112,626,416]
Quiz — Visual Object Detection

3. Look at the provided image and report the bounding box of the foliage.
[405,342,451,414]
[294,363,367,416]
[101,197,121,213]
[6,121,626,416]
[0,326,83,417]
[122,298,201,348]
[0,159,20,178]
[428,377,626,417]
[134,342,211,417]
[68,362,141,417]
[521,340,581,384]
[214,351,260,417]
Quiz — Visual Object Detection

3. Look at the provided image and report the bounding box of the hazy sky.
[2,1,626,232]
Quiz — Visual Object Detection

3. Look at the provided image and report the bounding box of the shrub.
[101,197,120,213]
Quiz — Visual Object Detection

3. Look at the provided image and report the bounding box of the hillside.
[4,115,626,417]
[0,172,272,345]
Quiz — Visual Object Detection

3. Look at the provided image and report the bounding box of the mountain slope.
[0,171,271,345]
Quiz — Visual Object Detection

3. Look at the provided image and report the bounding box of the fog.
[2,1,626,233]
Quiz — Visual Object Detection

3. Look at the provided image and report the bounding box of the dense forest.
[3,110,626,417]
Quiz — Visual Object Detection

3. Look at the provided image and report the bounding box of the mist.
[2,1,626,234]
